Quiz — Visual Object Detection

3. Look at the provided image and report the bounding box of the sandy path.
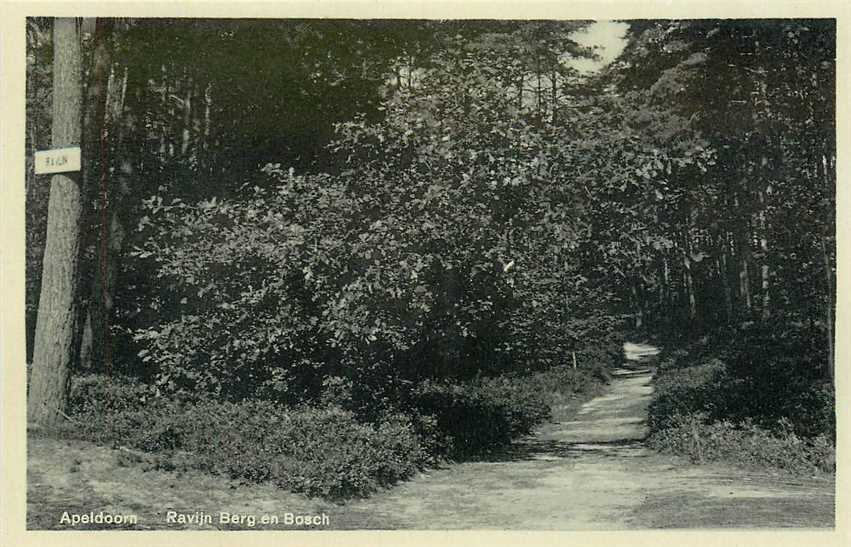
[336,365,835,529]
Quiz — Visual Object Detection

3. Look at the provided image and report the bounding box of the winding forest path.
[27,342,834,530]
[334,342,834,529]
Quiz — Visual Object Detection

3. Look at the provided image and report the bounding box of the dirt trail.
[28,343,834,530]
[334,345,834,529]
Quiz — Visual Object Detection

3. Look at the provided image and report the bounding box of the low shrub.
[720,347,835,439]
[57,398,428,500]
[648,337,835,476]
[649,341,835,440]
[406,380,514,459]
[404,365,604,459]
[658,348,690,371]
[59,359,606,497]
[648,412,835,475]
[68,373,157,414]
[782,384,836,439]
[473,375,552,437]
[59,398,183,451]
[647,359,727,432]
[527,365,603,398]
[181,402,428,498]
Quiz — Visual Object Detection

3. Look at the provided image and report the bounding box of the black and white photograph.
[2,1,847,542]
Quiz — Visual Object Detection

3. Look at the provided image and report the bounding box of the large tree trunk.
[28,18,84,428]
[90,154,132,373]
[77,18,114,371]
[91,30,143,376]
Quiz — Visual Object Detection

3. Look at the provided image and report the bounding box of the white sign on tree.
[34,146,81,175]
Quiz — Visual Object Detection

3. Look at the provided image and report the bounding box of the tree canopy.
[25,18,835,404]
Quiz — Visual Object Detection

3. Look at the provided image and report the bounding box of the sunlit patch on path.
[623,341,661,361]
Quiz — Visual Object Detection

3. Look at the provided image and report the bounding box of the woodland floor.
[27,343,835,530]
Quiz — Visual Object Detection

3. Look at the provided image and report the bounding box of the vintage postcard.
[1,1,848,546]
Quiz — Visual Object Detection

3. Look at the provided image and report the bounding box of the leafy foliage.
[130,25,620,400]
[588,20,835,344]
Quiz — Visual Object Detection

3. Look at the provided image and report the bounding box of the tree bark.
[682,223,697,323]
[683,252,697,323]
[28,18,84,428]
[661,255,671,322]
[78,310,93,370]
[77,18,114,371]
[94,67,143,378]
[90,151,133,373]
[535,62,542,114]
[203,82,212,174]
[159,64,168,160]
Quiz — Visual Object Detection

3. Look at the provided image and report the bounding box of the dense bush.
[58,396,429,499]
[647,335,835,476]
[58,339,610,496]
[127,42,626,403]
[649,334,835,440]
[401,364,607,459]
[648,412,835,475]
[721,327,835,439]
[406,381,514,458]
[181,403,429,498]
[68,373,158,414]
[647,359,727,432]
[473,375,552,437]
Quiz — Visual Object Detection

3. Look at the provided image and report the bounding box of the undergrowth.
[647,330,835,476]
[54,359,610,500]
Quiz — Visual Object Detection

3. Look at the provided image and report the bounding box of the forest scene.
[24,17,836,530]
